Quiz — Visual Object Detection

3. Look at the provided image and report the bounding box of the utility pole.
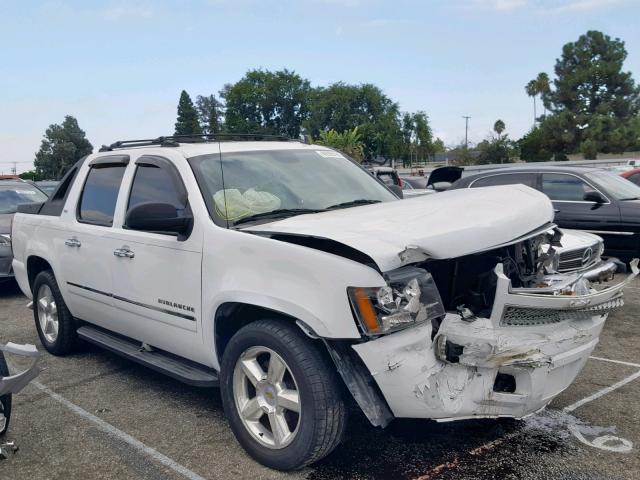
[10,162,17,175]
[462,116,471,149]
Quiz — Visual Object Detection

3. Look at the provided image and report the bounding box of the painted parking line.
[589,356,640,368]
[564,369,640,413]
[31,381,207,480]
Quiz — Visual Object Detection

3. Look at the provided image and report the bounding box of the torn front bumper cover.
[352,260,638,422]
[0,343,41,397]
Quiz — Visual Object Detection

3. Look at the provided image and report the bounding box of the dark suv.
[449,166,640,261]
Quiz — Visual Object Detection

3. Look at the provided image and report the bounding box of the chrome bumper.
[580,259,618,282]
[0,343,41,397]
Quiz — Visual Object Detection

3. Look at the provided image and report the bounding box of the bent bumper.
[353,320,597,420]
[352,260,637,422]
[579,259,618,282]
[0,343,41,397]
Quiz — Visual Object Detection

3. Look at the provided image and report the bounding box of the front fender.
[202,226,386,367]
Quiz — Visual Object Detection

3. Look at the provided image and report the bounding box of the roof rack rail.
[99,133,298,152]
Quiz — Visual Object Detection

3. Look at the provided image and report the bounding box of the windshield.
[585,170,640,200]
[0,183,48,214]
[189,148,397,225]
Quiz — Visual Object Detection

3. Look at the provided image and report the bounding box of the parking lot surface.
[1,276,639,480]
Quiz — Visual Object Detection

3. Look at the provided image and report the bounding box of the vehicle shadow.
[85,351,568,480]
[0,279,22,298]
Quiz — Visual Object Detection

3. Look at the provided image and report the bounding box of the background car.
[620,167,640,186]
[0,180,48,284]
[399,175,436,197]
[449,166,640,261]
[35,180,59,196]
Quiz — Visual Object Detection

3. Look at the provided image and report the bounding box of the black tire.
[32,270,78,355]
[220,319,347,470]
[0,351,11,436]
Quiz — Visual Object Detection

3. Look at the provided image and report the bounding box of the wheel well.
[27,256,53,292]
[214,303,312,364]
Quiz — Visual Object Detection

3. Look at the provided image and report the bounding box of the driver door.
[108,155,203,362]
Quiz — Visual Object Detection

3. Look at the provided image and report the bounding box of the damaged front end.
[345,228,638,423]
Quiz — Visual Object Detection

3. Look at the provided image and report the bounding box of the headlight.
[0,234,10,246]
[348,267,445,336]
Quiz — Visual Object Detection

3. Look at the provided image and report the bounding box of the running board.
[77,326,219,387]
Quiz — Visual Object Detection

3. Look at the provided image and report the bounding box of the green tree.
[175,90,202,136]
[535,72,551,118]
[518,127,552,162]
[477,120,515,164]
[221,69,311,137]
[305,82,402,159]
[525,79,538,126]
[538,31,640,157]
[314,127,365,162]
[432,138,445,153]
[34,116,93,180]
[195,94,223,134]
[18,170,38,181]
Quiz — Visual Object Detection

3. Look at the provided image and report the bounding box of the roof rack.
[99,133,298,152]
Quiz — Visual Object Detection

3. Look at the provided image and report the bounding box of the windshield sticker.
[316,150,344,158]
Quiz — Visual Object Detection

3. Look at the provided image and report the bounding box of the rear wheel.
[32,270,78,355]
[220,319,346,470]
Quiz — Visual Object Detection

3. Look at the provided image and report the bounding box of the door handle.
[65,238,81,248]
[113,246,135,259]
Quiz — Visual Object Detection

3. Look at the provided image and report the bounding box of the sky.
[1,0,639,173]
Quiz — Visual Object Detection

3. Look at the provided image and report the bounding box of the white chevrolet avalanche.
[10,136,637,470]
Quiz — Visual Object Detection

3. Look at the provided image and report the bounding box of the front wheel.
[220,319,347,470]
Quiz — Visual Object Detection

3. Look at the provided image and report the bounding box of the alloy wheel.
[232,346,301,449]
[37,284,59,343]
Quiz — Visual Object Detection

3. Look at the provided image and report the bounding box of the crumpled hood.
[244,185,554,271]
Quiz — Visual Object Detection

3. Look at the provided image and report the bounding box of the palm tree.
[493,119,506,138]
[525,80,538,126]
[535,72,551,118]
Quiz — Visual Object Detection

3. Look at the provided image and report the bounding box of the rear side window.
[627,173,640,186]
[542,173,593,201]
[471,173,537,189]
[128,164,185,211]
[78,165,126,226]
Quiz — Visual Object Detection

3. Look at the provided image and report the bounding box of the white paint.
[563,369,640,413]
[246,184,554,270]
[589,356,640,368]
[569,424,633,453]
[31,381,207,480]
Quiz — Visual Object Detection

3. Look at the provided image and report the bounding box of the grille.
[558,246,596,272]
[501,296,624,326]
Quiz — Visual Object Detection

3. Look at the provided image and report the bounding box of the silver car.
[0,180,48,284]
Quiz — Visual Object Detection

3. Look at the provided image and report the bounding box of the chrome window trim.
[583,230,635,236]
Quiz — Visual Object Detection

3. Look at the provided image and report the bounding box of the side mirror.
[583,191,605,203]
[388,184,404,199]
[125,202,192,235]
[431,181,452,192]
